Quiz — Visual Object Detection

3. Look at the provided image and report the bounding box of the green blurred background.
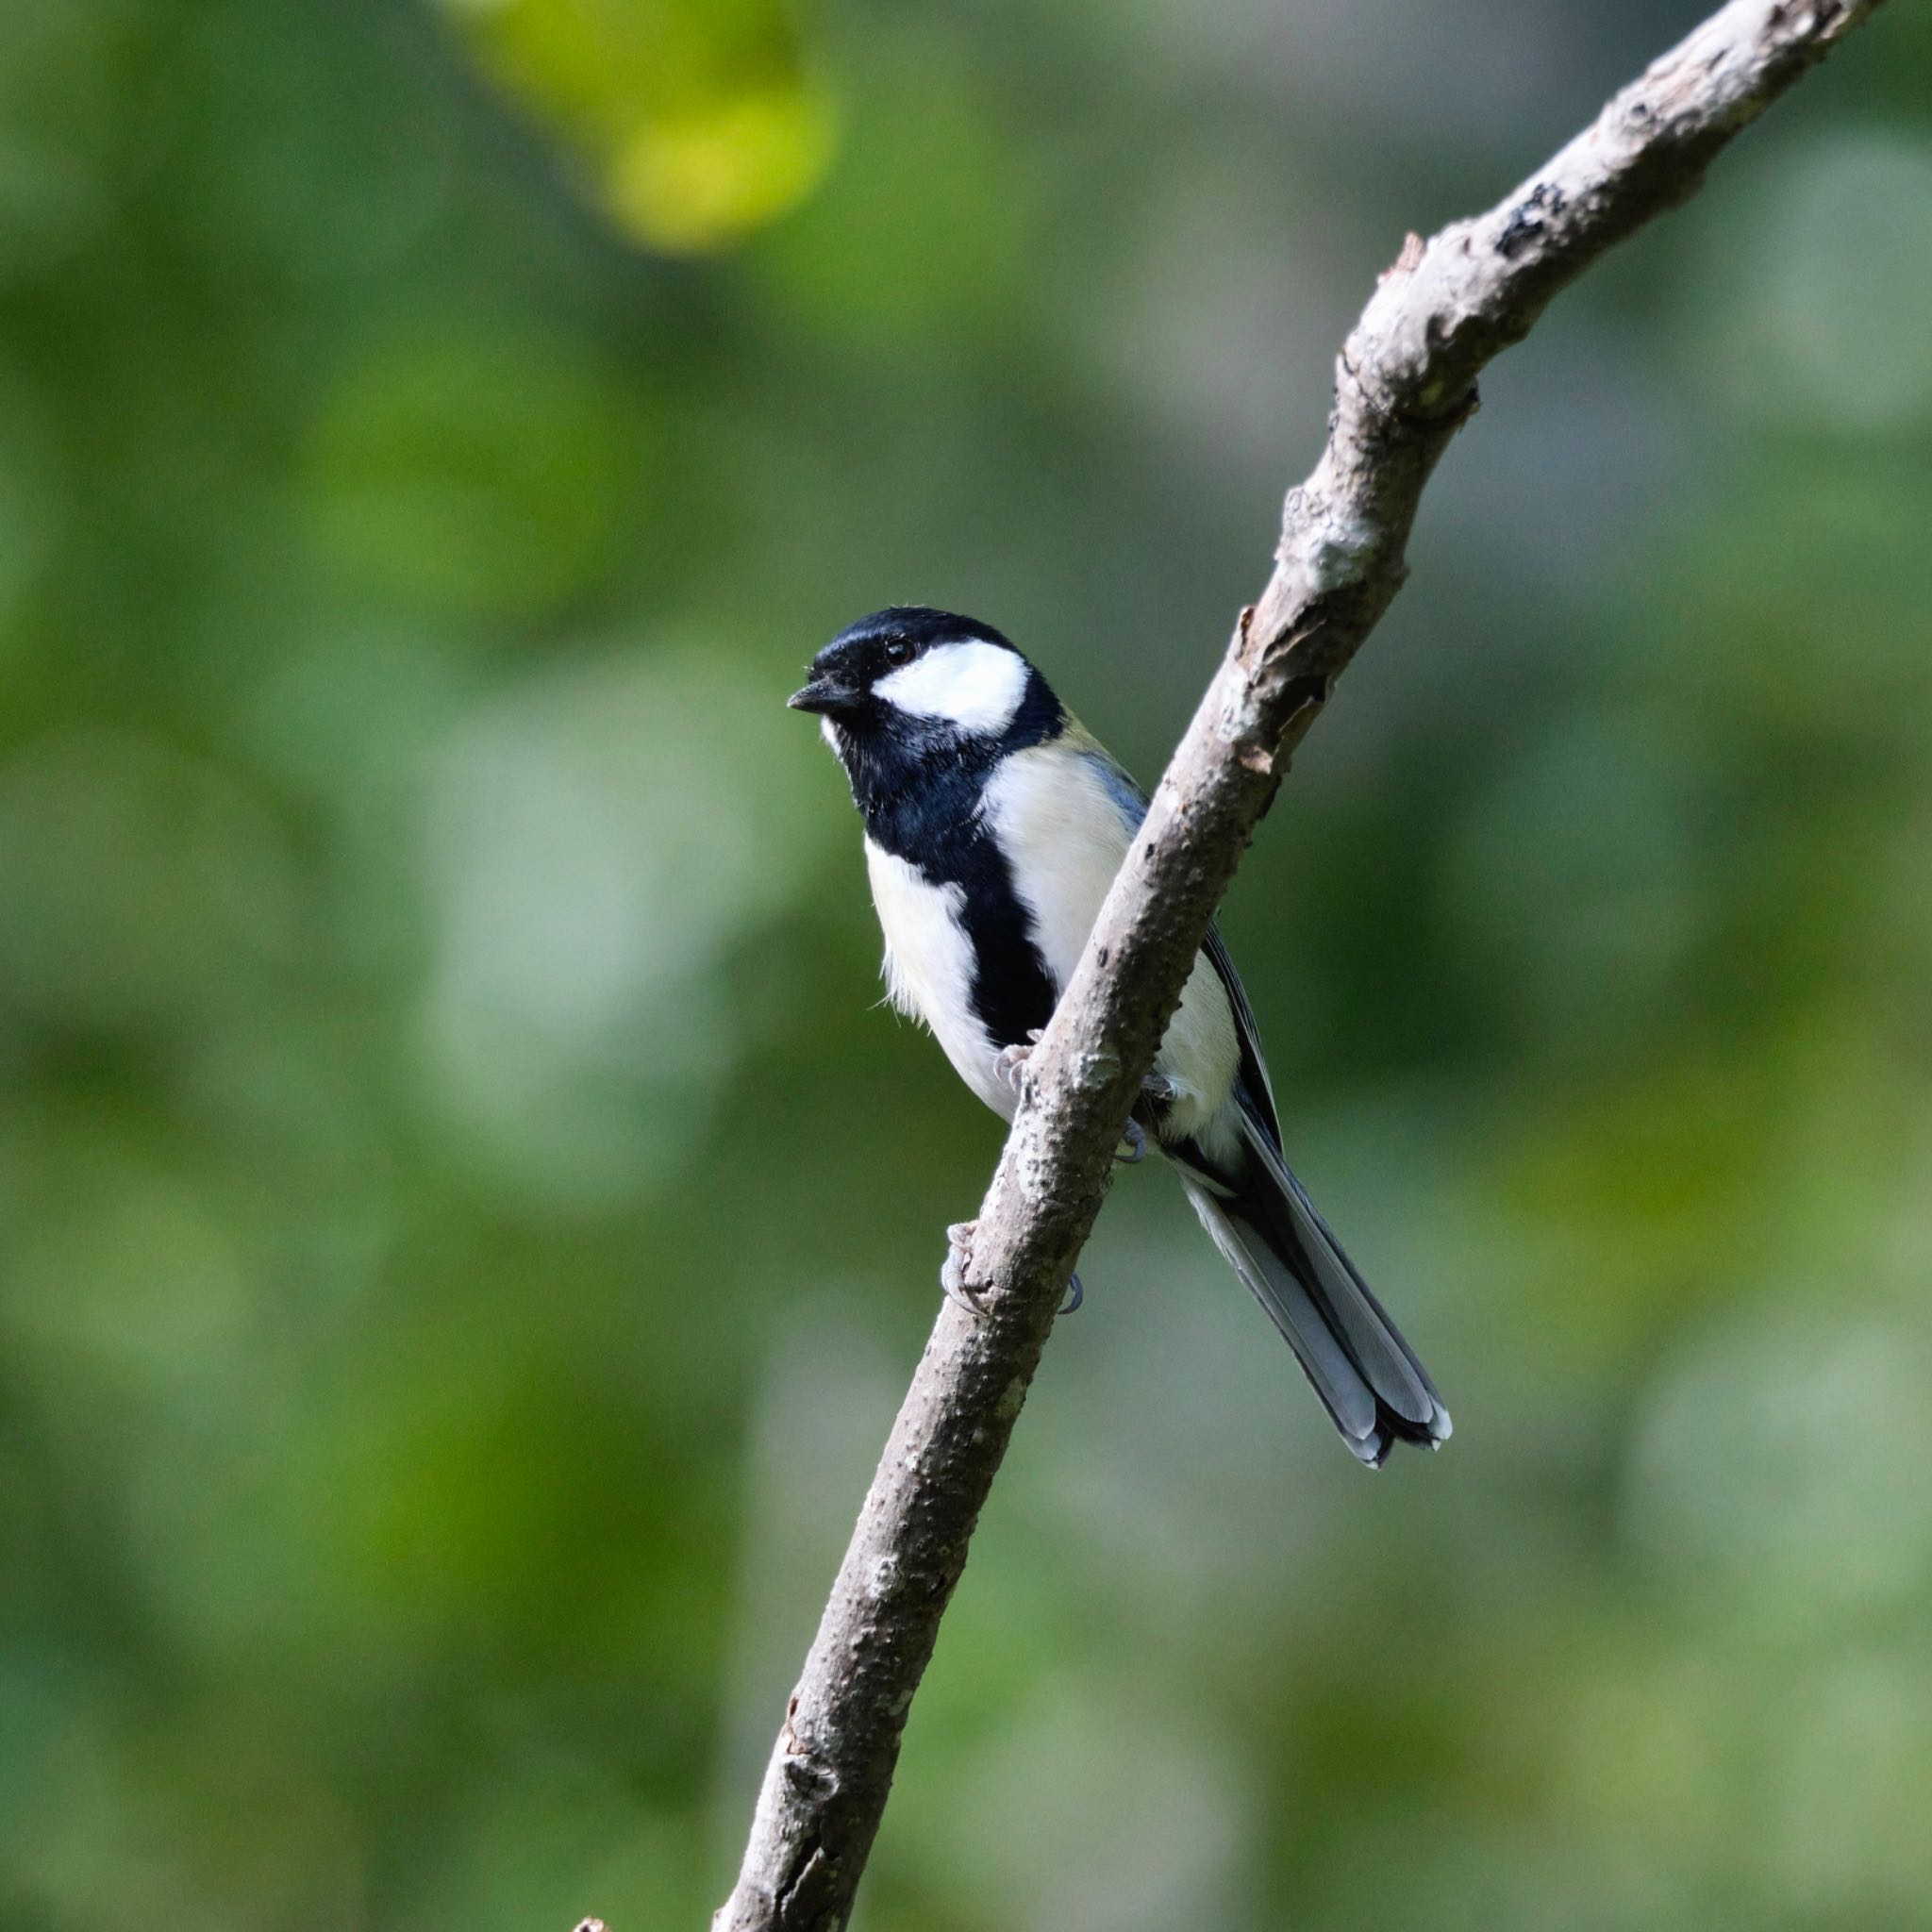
[3,2,1930,1926]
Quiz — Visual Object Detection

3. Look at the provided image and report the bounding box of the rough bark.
[712,4,1887,1926]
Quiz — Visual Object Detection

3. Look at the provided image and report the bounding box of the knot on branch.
[1070,1041,1122,1093]
[1494,180,1569,258]
[780,1691,839,1795]
[781,1753,838,1796]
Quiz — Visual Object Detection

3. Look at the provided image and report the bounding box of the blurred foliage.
[1,2,1930,1930]
[441,0,836,252]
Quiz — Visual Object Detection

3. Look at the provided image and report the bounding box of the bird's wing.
[1067,720,1282,1143]
[1201,925,1281,1147]
[1060,719,1152,829]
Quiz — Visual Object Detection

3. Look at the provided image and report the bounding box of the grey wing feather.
[1202,925,1279,1137]
[1081,740,1152,832]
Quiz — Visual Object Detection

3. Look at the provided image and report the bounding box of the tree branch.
[712,3,1886,1925]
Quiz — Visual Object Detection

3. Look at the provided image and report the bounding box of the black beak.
[788,677,858,715]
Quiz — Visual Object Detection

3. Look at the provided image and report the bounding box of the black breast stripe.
[849,691,1064,1054]
[871,789,1057,1053]
[952,841,1058,1051]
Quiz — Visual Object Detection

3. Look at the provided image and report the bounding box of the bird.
[791,606,1450,1467]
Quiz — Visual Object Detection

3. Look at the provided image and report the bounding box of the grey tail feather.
[1179,1162,1451,1469]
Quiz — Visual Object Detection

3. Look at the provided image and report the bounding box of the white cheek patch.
[874,641,1027,735]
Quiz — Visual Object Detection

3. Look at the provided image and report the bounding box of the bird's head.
[790,608,1057,765]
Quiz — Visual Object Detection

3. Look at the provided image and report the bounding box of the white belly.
[864,838,1015,1118]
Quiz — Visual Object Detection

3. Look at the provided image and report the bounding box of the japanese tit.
[791,607,1450,1467]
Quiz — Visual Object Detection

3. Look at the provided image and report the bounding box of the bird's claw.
[941,1221,985,1315]
[942,1220,1081,1320]
[1117,1074,1173,1161]
[994,1028,1046,1095]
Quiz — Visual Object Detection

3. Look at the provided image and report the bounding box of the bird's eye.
[884,638,915,667]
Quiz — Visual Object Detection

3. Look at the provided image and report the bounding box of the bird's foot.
[1119,1074,1174,1161]
[941,1221,984,1315]
[943,1221,1081,1319]
[994,1028,1046,1094]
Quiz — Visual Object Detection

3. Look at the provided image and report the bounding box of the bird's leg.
[941,1221,985,1315]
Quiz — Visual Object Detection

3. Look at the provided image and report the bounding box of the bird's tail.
[1179,1141,1450,1467]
